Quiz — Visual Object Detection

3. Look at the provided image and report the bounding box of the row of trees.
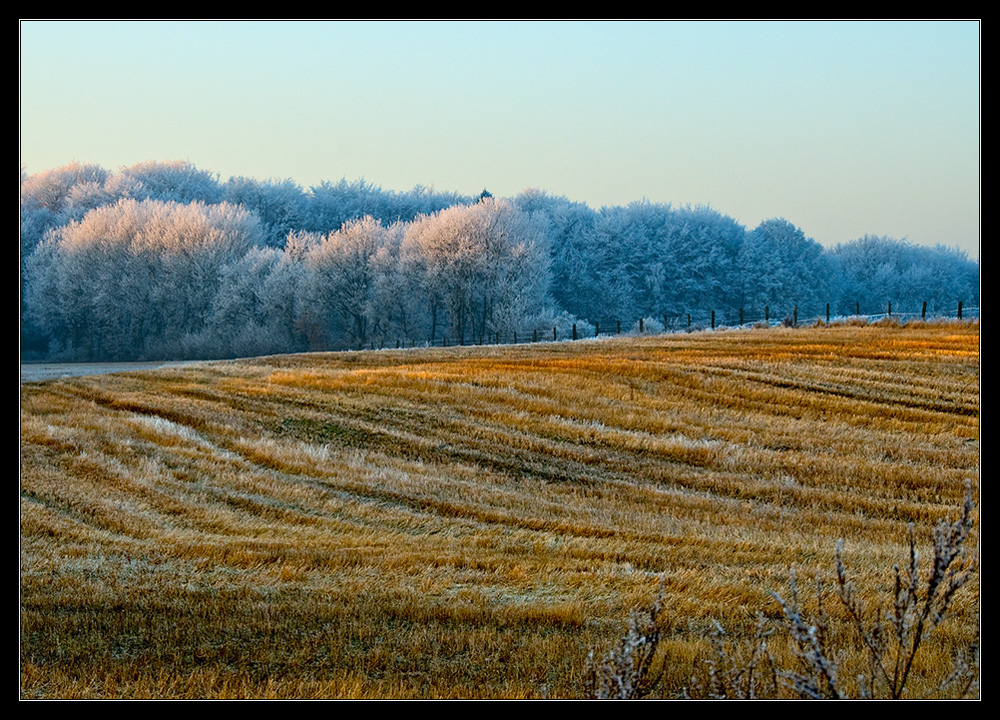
[20,161,980,362]
[23,193,555,361]
[19,161,471,255]
[517,191,975,327]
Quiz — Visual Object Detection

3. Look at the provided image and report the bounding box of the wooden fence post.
[958,301,963,319]
[711,310,715,329]
[922,301,927,320]
[826,303,830,323]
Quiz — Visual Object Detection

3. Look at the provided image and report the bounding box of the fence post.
[572,324,577,341]
[711,310,715,329]
[617,320,621,334]
[533,329,538,343]
[663,315,668,332]
[922,301,927,320]
[687,314,691,328]
[826,303,830,323]
[514,331,517,344]
[958,301,963,319]
[595,323,599,338]
[793,305,798,326]
[639,318,644,333]
[553,327,557,341]
[856,301,860,316]
[765,306,769,323]
[888,301,892,317]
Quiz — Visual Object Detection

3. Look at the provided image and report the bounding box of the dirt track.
[19,361,197,383]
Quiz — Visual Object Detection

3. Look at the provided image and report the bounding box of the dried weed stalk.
[828,482,979,699]
[585,580,667,699]
[586,483,978,700]
[692,615,778,699]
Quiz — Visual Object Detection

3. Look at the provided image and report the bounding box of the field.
[19,321,980,699]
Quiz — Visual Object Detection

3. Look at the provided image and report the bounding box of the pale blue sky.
[19,20,980,256]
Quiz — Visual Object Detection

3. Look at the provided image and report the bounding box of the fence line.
[359,301,979,352]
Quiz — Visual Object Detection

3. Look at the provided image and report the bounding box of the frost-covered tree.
[222,176,308,248]
[297,216,400,349]
[207,246,309,358]
[305,178,473,235]
[739,218,839,321]
[580,206,643,322]
[20,162,115,255]
[514,189,599,320]
[368,222,420,346]
[393,184,474,223]
[831,235,979,316]
[613,202,746,324]
[668,206,746,321]
[402,198,551,344]
[305,179,395,235]
[120,160,223,205]
[550,201,747,325]
[26,198,264,361]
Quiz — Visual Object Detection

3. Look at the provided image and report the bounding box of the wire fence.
[361,300,979,351]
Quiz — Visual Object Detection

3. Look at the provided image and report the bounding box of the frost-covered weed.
[585,483,979,700]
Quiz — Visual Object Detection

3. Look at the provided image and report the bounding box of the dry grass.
[20,322,980,699]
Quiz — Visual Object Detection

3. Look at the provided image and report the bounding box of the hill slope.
[20,322,980,698]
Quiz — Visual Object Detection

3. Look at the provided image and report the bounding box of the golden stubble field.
[19,321,980,699]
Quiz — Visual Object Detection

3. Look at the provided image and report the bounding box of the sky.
[19,20,981,257]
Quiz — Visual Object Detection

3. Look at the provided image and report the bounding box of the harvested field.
[19,322,980,699]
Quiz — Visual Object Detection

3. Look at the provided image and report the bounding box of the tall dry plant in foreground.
[587,483,979,699]
[585,580,668,699]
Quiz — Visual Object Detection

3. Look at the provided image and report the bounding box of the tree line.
[20,161,980,362]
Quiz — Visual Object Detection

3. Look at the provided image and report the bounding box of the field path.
[20,360,200,382]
